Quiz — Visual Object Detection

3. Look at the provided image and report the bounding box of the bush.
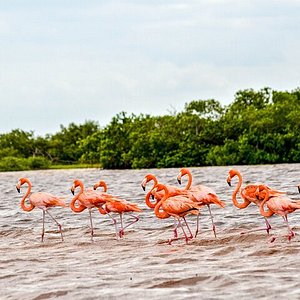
[27,157,50,170]
[0,157,30,172]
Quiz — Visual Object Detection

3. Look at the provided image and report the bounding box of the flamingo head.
[151,183,167,198]
[93,180,107,192]
[226,169,237,186]
[255,185,269,201]
[141,174,157,191]
[16,177,29,193]
[177,168,189,185]
[71,179,83,195]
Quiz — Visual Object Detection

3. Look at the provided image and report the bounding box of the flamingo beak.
[298,185,300,194]
[141,185,146,191]
[71,188,75,195]
[226,175,231,187]
[16,186,20,193]
[177,178,182,185]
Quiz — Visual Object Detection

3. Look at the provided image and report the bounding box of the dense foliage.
[0,87,299,171]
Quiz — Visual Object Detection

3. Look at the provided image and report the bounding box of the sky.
[1,0,300,136]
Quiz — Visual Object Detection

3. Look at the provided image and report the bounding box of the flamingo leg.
[240,218,272,235]
[119,213,124,237]
[194,214,200,238]
[41,209,45,242]
[46,210,64,241]
[207,205,217,238]
[182,216,193,239]
[173,218,178,238]
[88,209,94,240]
[282,215,295,241]
[119,214,139,237]
[168,218,189,245]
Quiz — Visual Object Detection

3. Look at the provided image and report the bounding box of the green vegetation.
[0,87,299,171]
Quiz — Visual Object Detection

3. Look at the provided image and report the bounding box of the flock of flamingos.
[15,168,300,244]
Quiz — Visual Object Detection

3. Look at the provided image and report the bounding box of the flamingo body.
[16,177,66,242]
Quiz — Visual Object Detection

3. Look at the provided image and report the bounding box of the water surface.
[1,164,300,299]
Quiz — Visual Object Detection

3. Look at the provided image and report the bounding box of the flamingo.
[258,185,300,241]
[226,169,285,234]
[141,173,185,208]
[177,168,225,238]
[153,183,202,244]
[16,177,66,242]
[70,179,110,240]
[141,173,192,238]
[93,180,142,238]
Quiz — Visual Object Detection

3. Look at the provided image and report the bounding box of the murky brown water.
[1,164,300,299]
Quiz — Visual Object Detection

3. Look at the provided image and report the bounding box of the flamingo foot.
[288,231,295,241]
[119,229,125,238]
[212,224,217,238]
[173,229,178,238]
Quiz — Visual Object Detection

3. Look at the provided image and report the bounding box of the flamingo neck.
[154,185,170,219]
[70,182,86,213]
[20,179,34,212]
[96,181,107,192]
[145,192,158,209]
[259,189,274,217]
[231,172,250,209]
[184,169,192,190]
[144,176,159,209]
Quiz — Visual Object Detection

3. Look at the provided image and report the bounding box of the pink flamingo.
[153,183,202,244]
[16,177,66,242]
[141,173,192,238]
[259,185,300,241]
[177,168,225,238]
[227,169,285,234]
[141,174,185,208]
[70,179,110,240]
[94,180,142,238]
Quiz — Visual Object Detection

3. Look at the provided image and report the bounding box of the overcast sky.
[1,0,300,136]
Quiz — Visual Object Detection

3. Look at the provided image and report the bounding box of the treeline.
[0,87,299,171]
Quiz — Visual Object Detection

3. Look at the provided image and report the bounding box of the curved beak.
[226,175,231,187]
[16,186,20,193]
[177,178,182,185]
[141,184,146,191]
[298,185,300,194]
[71,188,75,195]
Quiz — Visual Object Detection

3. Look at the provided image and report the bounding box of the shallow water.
[1,164,300,299]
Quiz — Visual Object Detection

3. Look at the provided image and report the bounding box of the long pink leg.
[283,215,295,241]
[46,210,64,241]
[207,205,217,238]
[168,218,189,245]
[195,214,201,238]
[88,209,94,241]
[41,210,45,242]
[119,214,140,237]
[182,216,193,239]
[240,217,272,235]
